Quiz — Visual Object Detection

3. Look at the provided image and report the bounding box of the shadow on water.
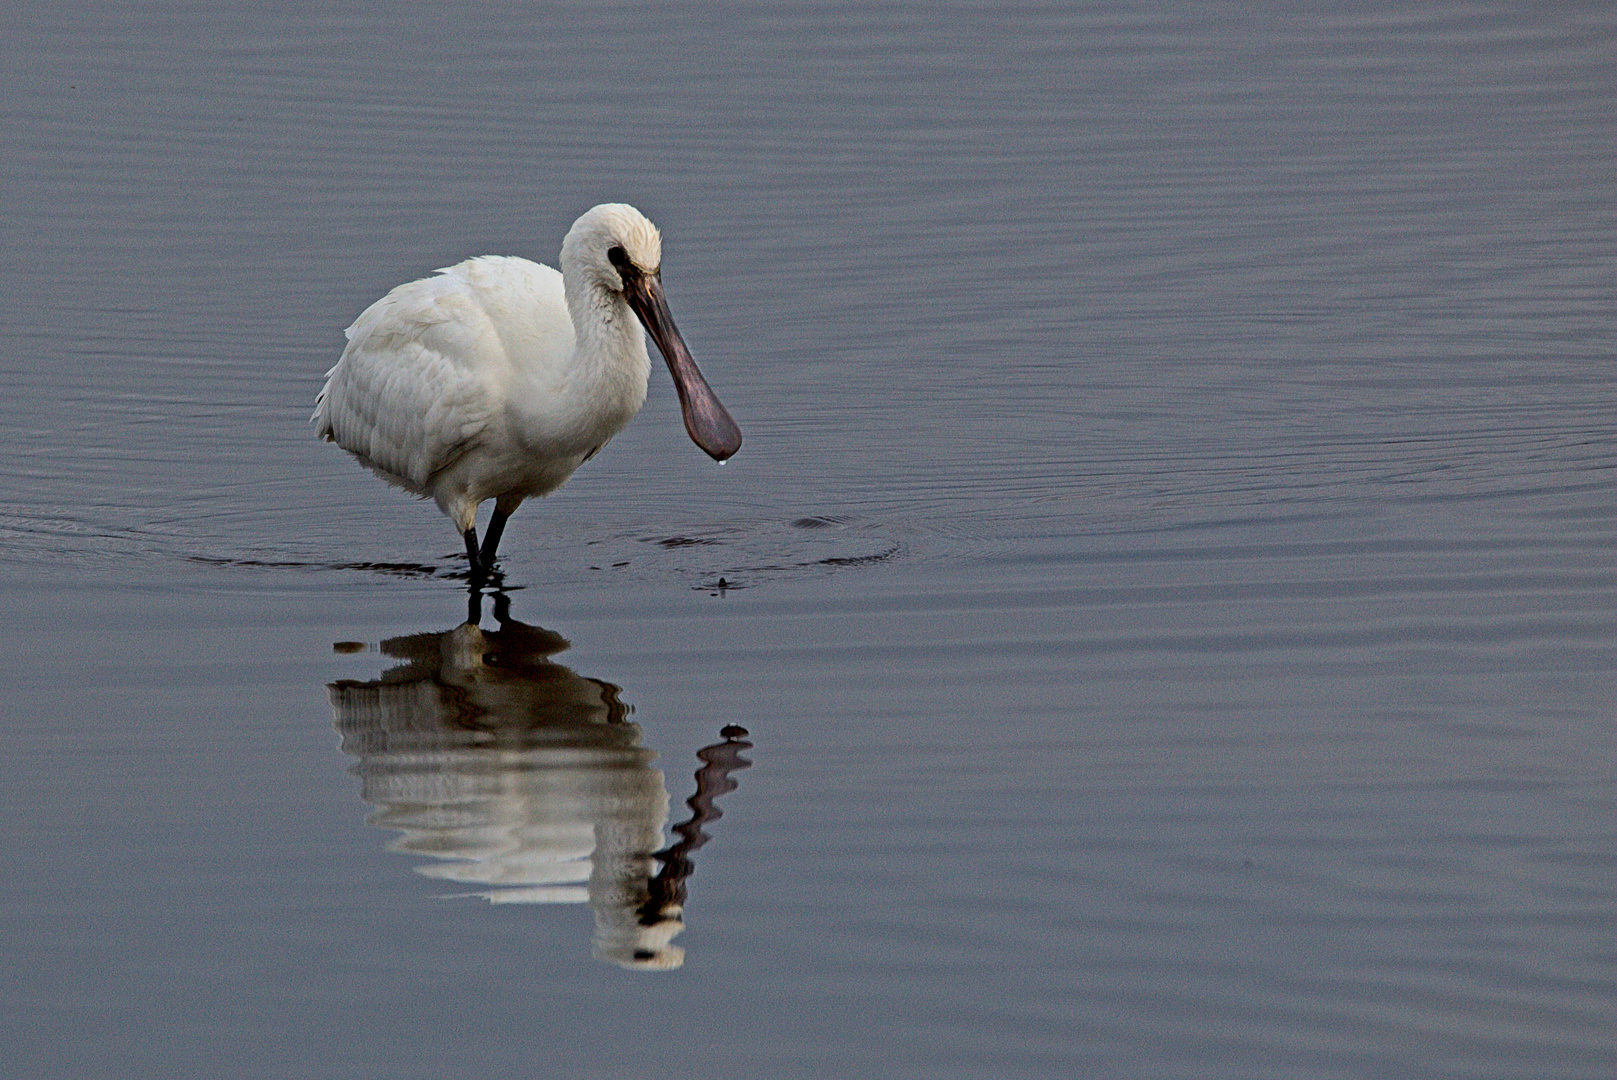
[325,589,753,971]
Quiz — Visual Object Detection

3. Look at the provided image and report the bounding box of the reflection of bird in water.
[327,598,751,970]
[639,724,753,938]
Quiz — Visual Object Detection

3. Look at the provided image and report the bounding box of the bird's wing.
[313,265,507,490]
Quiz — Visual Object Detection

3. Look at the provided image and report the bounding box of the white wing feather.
[314,257,566,493]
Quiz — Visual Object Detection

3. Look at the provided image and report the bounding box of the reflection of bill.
[328,609,751,970]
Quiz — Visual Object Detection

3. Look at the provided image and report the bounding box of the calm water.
[4,2,1614,1077]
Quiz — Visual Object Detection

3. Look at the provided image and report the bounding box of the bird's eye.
[607,246,631,269]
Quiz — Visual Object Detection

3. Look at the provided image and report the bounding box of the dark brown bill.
[623,269,743,461]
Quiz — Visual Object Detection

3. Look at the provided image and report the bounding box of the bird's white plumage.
[314,205,675,538]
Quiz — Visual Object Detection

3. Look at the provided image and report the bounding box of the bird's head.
[562,202,663,291]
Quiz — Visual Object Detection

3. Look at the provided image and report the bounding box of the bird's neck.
[563,269,652,392]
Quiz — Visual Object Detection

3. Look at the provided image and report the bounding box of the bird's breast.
[506,339,649,463]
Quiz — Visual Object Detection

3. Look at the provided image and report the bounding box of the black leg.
[463,527,483,578]
[479,507,509,571]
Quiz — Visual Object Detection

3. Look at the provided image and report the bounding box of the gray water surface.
[3,3,1614,1078]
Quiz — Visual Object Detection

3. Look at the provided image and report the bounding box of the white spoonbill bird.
[313,203,741,575]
